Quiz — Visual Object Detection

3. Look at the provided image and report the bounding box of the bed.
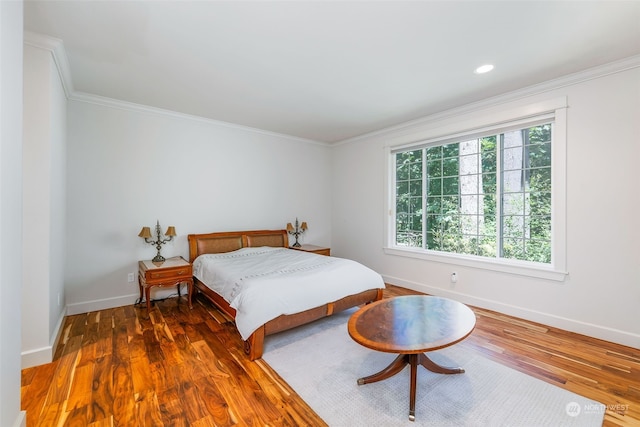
[188,229,384,360]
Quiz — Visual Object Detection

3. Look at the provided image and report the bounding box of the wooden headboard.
[187,229,289,262]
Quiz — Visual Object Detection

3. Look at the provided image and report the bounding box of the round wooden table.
[348,295,476,421]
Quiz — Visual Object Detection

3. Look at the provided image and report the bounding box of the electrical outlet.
[450,272,458,283]
[128,272,135,283]
[57,292,61,307]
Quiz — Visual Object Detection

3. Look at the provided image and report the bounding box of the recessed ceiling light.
[474,64,494,74]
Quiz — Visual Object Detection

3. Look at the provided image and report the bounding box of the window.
[386,99,567,280]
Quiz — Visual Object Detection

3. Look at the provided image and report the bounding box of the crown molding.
[336,54,640,146]
[69,91,328,146]
[23,31,75,98]
[23,30,640,148]
[23,31,327,146]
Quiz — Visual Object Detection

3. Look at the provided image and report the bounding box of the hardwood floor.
[21,285,639,426]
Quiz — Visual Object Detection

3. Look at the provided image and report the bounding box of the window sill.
[383,247,568,282]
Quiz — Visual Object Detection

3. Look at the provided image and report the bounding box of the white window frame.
[384,97,568,281]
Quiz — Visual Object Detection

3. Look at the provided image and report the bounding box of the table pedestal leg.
[357,352,465,421]
[409,354,417,421]
[357,354,408,385]
[418,353,465,374]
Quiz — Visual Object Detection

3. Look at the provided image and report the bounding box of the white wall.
[49,46,67,347]
[332,64,640,349]
[21,43,67,368]
[65,99,332,313]
[0,0,26,425]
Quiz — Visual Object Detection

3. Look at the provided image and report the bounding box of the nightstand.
[138,256,193,313]
[290,244,331,256]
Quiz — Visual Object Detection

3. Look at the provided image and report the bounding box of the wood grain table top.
[348,295,476,354]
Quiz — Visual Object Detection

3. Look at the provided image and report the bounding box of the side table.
[138,256,193,314]
[290,244,331,256]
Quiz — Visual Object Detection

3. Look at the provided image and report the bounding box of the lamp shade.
[301,222,308,230]
[138,227,152,239]
[165,226,177,237]
[286,223,294,232]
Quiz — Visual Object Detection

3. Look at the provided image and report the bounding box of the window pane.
[460,195,478,215]
[459,237,478,256]
[528,142,551,168]
[392,121,553,264]
[502,170,523,193]
[502,215,525,238]
[442,144,459,158]
[427,197,441,214]
[530,192,551,215]
[426,214,439,234]
[427,160,442,177]
[409,196,422,216]
[396,198,408,215]
[460,215,478,235]
[481,217,496,238]
[460,175,478,195]
[443,157,458,176]
[396,150,423,247]
[426,214,443,251]
[397,164,409,180]
[503,130,524,149]
[530,167,551,189]
[397,181,408,195]
[426,231,438,249]
[442,177,459,195]
[397,231,422,247]
[525,239,551,263]
[442,195,459,213]
[426,146,442,160]
[502,147,524,171]
[528,215,551,240]
[482,173,496,195]
[409,161,423,179]
[528,124,552,144]
[410,180,422,196]
[410,213,422,231]
[477,238,497,257]
[503,237,525,260]
[481,136,497,173]
[441,233,459,252]
[503,193,525,215]
[481,136,497,150]
[428,177,442,196]
[483,194,496,216]
[397,150,421,165]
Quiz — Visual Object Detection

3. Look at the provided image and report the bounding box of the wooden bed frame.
[187,229,383,360]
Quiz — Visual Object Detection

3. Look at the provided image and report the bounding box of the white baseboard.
[65,293,140,315]
[49,305,67,356]
[22,290,174,368]
[383,275,640,350]
[12,411,26,427]
[21,345,52,369]
[21,306,68,369]
[65,285,188,316]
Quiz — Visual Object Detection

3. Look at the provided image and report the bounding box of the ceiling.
[24,1,640,143]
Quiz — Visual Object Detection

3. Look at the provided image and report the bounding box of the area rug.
[262,309,605,427]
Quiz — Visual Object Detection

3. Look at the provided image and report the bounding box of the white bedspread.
[192,247,385,340]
